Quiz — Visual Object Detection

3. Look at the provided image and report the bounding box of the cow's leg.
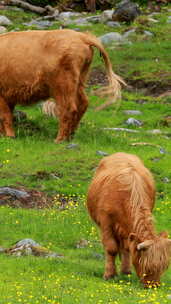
[69,85,89,135]
[53,74,78,143]
[120,249,132,275]
[100,219,118,279]
[69,60,91,135]
[0,97,15,137]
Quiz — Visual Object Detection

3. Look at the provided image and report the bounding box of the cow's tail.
[83,32,126,111]
[42,99,58,118]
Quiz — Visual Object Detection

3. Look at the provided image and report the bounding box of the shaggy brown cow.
[87,152,171,287]
[0,29,125,143]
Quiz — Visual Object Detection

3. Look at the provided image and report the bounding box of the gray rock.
[147,129,162,135]
[0,26,7,34]
[144,30,153,37]
[162,177,170,183]
[167,16,171,24]
[106,21,121,28]
[123,29,136,38]
[112,0,141,23]
[72,17,91,26]
[86,15,100,23]
[123,110,142,115]
[0,15,12,26]
[148,17,158,23]
[100,10,114,23]
[24,20,54,29]
[167,294,171,300]
[7,239,63,258]
[96,151,109,156]
[66,143,79,149]
[14,239,40,247]
[103,127,139,133]
[159,148,166,154]
[99,32,123,45]
[0,187,30,199]
[58,12,81,21]
[125,117,143,126]
[0,247,6,253]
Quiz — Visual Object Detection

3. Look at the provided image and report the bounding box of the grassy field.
[0,4,171,304]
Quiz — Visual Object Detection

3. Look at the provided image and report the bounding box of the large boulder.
[112,0,141,24]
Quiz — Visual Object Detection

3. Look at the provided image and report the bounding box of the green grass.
[0,4,171,304]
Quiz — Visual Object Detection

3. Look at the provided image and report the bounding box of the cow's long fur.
[87,152,171,287]
[0,29,125,142]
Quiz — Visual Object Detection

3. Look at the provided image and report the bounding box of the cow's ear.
[128,233,136,242]
[137,240,154,251]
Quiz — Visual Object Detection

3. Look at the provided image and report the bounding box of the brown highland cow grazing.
[0,29,125,143]
[87,152,171,287]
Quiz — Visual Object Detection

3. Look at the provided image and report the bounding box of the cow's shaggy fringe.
[87,152,171,287]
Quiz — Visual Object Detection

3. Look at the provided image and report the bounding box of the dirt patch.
[0,186,79,209]
[88,68,108,87]
[88,68,171,96]
[0,187,52,209]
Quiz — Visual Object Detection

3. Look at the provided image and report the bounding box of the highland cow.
[87,152,171,287]
[0,29,125,143]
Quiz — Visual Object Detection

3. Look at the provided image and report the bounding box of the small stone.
[123,29,136,38]
[0,26,7,34]
[0,247,6,253]
[159,148,166,154]
[123,110,142,115]
[167,295,171,300]
[86,16,100,23]
[148,17,158,23]
[0,15,12,26]
[147,129,162,135]
[14,239,40,247]
[58,12,81,20]
[96,151,109,156]
[162,177,170,183]
[100,10,114,23]
[144,30,153,37]
[0,187,30,199]
[76,239,89,248]
[66,143,79,149]
[125,117,143,126]
[135,99,147,104]
[150,157,161,162]
[106,21,121,27]
[167,16,171,24]
[24,20,54,29]
[99,32,123,46]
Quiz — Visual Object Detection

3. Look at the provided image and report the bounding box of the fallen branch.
[131,142,161,148]
[103,127,139,133]
[4,0,49,14]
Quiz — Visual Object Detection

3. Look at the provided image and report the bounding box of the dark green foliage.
[26,0,56,7]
